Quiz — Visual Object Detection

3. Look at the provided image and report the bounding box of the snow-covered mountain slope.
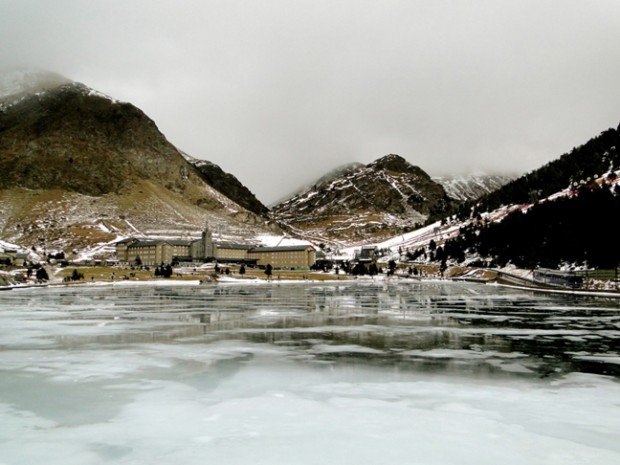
[346,170,620,266]
[475,124,620,212]
[271,162,364,207]
[270,154,454,245]
[432,174,515,201]
[0,72,273,253]
[338,123,620,268]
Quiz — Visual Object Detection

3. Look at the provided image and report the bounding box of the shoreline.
[2,274,618,298]
[488,282,620,299]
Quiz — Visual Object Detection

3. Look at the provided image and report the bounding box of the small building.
[314,250,330,269]
[13,253,29,267]
[0,249,28,267]
[355,246,378,263]
[533,268,584,289]
[0,250,16,266]
[89,256,118,267]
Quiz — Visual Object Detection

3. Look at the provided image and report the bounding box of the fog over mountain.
[1,1,620,204]
[0,75,273,251]
[0,69,70,102]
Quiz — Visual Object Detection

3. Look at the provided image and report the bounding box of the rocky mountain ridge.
[432,174,515,201]
[182,153,269,217]
[270,154,453,244]
[271,162,364,207]
[365,123,620,272]
[475,124,620,212]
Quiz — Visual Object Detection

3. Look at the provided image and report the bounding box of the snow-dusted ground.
[253,233,313,247]
[0,239,40,262]
[1,240,22,252]
[339,170,620,263]
[1,281,619,464]
[433,173,515,201]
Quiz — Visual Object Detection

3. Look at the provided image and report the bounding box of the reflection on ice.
[1,282,619,464]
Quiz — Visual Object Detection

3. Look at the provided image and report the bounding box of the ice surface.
[1,282,619,464]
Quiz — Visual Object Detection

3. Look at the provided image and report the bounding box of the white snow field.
[1,281,619,465]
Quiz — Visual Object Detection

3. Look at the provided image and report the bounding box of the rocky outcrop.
[183,154,268,217]
[432,174,515,201]
[271,154,453,244]
[0,82,200,196]
[271,162,364,206]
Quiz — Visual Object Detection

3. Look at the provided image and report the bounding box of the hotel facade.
[116,226,315,268]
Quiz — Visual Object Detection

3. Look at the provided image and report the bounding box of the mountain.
[475,124,620,212]
[369,123,620,271]
[432,174,515,201]
[359,169,619,271]
[0,71,272,253]
[0,69,70,104]
[440,124,620,268]
[270,154,453,244]
[271,162,364,207]
[440,171,620,269]
[182,153,268,217]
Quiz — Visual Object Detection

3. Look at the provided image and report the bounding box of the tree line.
[438,180,620,269]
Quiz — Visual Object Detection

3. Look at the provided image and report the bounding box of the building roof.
[129,240,165,248]
[166,240,192,247]
[125,239,192,248]
[534,268,582,277]
[116,238,140,245]
[249,245,315,253]
[215,242,253,250]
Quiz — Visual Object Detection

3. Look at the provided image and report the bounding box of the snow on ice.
[1,282,619,464]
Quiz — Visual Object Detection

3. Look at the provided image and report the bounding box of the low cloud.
[1,0,619,203]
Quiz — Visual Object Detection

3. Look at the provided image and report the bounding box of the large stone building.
[115,225,316,268]
[117,227,213,266]
[214,243,252,261]
[120,239,177,266]
[248,245,315,268]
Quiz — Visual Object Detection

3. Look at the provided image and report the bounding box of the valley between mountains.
[1,70,618,275]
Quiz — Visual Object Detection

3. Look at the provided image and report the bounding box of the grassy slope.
[0,179,269,251]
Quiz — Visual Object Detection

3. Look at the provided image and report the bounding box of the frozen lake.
[1,281,619,464]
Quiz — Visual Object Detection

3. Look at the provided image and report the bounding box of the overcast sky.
[1,0,619,204]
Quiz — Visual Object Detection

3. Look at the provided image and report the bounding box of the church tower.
[202,222,214,258]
